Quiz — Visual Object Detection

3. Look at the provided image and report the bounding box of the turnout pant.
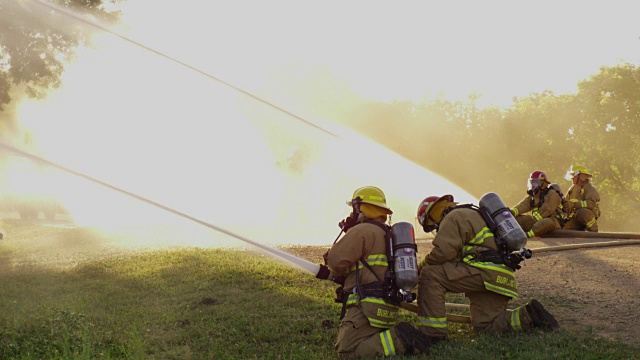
[564,208,598,232]
[336,306,409,358]
[417,262,535,337]
[516,215,560,237]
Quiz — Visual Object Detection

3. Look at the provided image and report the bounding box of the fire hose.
[400,236,640,323]
[532,239,640,253]
[542,229,640,240]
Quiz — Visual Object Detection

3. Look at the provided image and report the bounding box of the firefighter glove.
[339,214,358,232]
[570,199,580,209]
[532,210,542,221]
[316,264,331,280]
[331,275,346,285]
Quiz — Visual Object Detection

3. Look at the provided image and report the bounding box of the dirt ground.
[285,236,640,350]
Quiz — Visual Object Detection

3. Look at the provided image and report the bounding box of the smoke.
[3,0,478,253]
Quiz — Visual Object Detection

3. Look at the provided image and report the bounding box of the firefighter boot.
[526,299,559,331]
[396,322,431,355]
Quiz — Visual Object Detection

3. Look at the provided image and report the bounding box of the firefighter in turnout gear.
[564,165,601,232]
[315,186,431,358]
[549,182,572,219]
[510,171,564,237]
[415,195,559,344]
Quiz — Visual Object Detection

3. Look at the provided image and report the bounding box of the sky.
[5,0,640,249]
[115,0,640,108]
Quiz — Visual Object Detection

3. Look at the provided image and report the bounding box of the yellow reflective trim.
[380,330,396,356]
[463,227,493,253]
[417,316,448,328]
[484,282,518,299]
[464,256,515,277]
[361,297,389,306]
[470,227,493,244]
[369,318,397,328]
[581,200,587,208]
[346,254,389,273]
[586,218,596,228]
[346,294,398,308]
[527,230,535,238]
[510,308,522,330]
[512,208,519,216]
[345,295,399,327]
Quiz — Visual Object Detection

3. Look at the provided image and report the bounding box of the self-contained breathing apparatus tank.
[387,222,419,302]
[478,192,532,269]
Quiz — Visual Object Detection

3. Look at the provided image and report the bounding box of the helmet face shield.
[565,170,575,181]
[527,170,547,195]
[527,179,541,195]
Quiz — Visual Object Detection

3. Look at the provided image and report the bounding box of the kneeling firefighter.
[315,186,430,358]
[415,193,559,344]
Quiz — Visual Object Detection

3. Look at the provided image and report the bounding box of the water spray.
[28,0,338,139]
[0,142,322,275]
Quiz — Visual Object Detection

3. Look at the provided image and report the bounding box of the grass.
[1,220,638,359]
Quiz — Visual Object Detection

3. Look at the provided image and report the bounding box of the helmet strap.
[351,196,362,215]
[422,221,437,233]
[339,197,362,232]
[422,213,439,233]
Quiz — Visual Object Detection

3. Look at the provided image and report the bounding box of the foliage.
[0,0,121,110]
[315,63,640,232]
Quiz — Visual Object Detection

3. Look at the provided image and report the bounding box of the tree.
[571,63,640,229]
[0,0,121,111]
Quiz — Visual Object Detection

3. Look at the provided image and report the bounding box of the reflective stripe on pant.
[519,215,560,237]
[467,292,534,333]
[564,208,598,231]
[336,306,407,358]
[418,262,535,337]
[530,217,561,237]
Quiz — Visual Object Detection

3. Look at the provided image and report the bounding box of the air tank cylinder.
[390,222,419,291]
[479,192,528,251]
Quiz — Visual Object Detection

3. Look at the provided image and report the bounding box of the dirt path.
[517,237,639,348]
[285,236,640,349]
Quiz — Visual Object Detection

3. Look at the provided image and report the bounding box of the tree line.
[326,63,640,232]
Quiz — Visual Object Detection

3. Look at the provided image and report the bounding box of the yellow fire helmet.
[347,186,392,213]
[566,164,592,180]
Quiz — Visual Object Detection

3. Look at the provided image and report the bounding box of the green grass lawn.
[1,221,638,359]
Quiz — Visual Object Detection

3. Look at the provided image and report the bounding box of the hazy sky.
[116,0,640,107]
[8,0,640,247]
